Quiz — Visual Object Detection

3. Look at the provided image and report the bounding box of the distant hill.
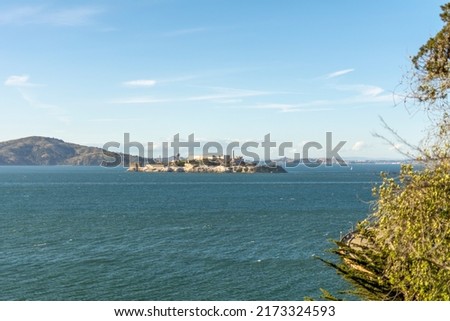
[0,136,132,166]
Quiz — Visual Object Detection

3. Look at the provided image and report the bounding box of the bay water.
[0,164,399,300]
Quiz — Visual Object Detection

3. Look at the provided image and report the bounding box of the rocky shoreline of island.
[127,157,287,173]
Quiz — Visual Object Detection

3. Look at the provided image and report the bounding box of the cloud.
[122,79,157,88]
[250,104,296,112]
[46,7,102,26]
[112,87,271,104]
[5,76,69,124]
[0,6,39,25]
[389,143,404,151]
[121,75,199,88]
[244,83,394,113]
[326,68,355,79]
[337,84,384,97]
[158,75,199,84]
[17,89,69,124]
[333,84,395,104]
[112,80,394,113]
[248,103,334,113]
[352,141,367,151]
[185,87,269,102]
[0,5,103,26]
[291,94,392,110]
[4,75,39,87]
[112,97,170,104]
[360,86,384,97]
[214,99,243,104]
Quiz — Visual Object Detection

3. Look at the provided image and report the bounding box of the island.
[128,155,287,173]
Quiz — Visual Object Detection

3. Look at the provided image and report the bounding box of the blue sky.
[0,0,445,159]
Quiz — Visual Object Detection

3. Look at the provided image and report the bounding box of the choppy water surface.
[0,164,399,300]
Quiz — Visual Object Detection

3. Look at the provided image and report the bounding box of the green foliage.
[410,3,450,107]
[174,160,186,167]
[330,163,450,300]
[372,163,450,300]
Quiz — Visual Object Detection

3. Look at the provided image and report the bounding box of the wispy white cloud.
[214,99,243,104]
[112,87,271,104]
[161,27,206,37]
[113,79,394,113]
[48,7,102,26]
[352,141,367,151]
[248,103,334,113]
[360,86,384,97]
[389,143,404,151]
[244,83,394,113]
[121,75,199,88]
[286,94,392,111]
[337,84,385,97]
[326,68,355,79]
[122,79,157,88]
[185,87,269,102]
[5,75,69,123]
[158,75,199,84]
[17,89,69,124]
[0,6,38,25]
[0,5,103,26]
[248,103,297,112]
[112,97,170,104]
[4,75,40,87]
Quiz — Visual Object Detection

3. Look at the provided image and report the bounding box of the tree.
[403,3,450,161]
[324,3,450,300]
[325,163,450,300]
[409,3,450,110]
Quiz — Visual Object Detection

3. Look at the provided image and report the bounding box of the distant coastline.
[0,136,408,168]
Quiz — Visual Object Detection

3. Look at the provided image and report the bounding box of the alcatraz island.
[128,154,287,173]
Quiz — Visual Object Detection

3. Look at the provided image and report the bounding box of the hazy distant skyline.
[0,0,444,158]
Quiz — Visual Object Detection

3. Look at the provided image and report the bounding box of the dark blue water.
[0,164,399,300]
